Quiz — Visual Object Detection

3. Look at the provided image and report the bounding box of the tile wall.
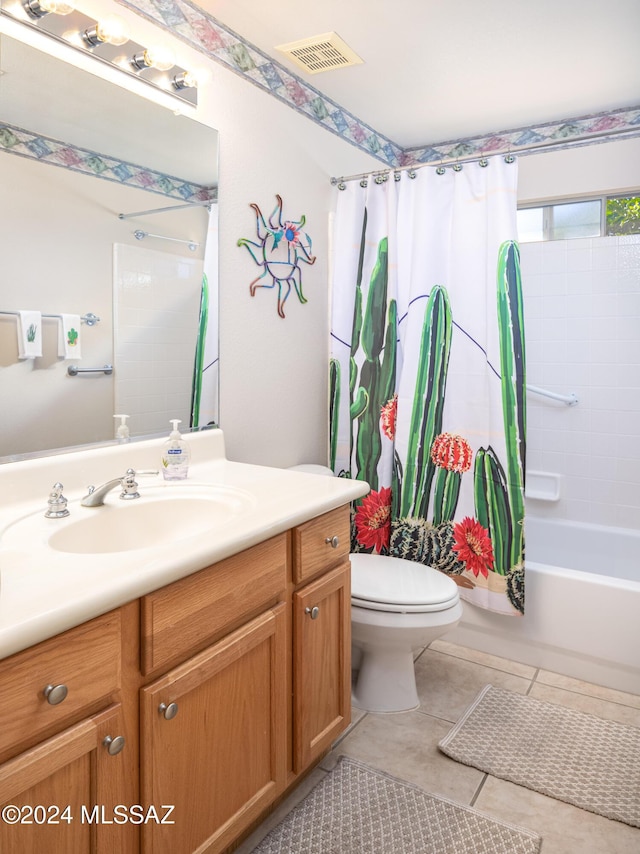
[113,243,203,437]
[520,234,640,528]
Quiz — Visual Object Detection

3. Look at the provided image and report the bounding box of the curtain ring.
[504,154,516,164]
[407,169,416,179]
[337,180,347,190]
[478,157,489,167]
[360,178,368,188]
[452,162,463,172]
[393,171,401,181]
[435,165,446,176]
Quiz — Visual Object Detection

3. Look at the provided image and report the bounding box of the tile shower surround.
[521,234,640,528]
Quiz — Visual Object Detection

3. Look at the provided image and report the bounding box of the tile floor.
[238,639,640,853]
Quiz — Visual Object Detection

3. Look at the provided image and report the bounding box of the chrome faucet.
[81,468,159,507]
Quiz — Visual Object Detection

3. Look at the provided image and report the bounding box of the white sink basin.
[1,485,256,555]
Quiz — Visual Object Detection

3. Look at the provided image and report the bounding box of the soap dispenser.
[114,414,130,443]
[161,419,190,480]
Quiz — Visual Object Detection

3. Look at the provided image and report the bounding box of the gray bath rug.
[439,684,640,828]
[251,756,541,853]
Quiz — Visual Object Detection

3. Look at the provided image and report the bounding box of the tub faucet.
[81,468,159,507]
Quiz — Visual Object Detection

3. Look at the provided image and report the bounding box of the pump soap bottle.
[114,414,130,443]
[161,420,191,480]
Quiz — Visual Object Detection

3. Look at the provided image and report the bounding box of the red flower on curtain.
[380,394,398,440]
[355,487,391,553]
[452,517,494,577]
[430,433,473,473]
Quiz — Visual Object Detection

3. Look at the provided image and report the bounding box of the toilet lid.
[350,554,459,613]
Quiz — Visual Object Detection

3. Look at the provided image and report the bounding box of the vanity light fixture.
[1,1,199,107]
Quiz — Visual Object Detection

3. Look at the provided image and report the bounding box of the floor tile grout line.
[469,772,489,807]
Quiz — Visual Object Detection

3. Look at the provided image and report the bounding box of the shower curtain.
[191,204,219,429]
[330,157,526,616]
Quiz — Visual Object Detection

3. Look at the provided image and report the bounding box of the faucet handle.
[120,468,159,500]
[45,483,70,519]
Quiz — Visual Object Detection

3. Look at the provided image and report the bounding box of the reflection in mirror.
[0,32,219,461]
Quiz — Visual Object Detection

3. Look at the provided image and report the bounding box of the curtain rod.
[330,125,640,187]
[118,200,213,220]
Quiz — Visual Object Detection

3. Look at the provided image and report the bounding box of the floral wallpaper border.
[120,0,640,168]
[0,123,216,203]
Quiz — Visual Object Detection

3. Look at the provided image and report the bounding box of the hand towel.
[58,314,82,359]
[17,310,42,359]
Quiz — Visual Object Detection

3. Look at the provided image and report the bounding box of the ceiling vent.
[275,32,363,75]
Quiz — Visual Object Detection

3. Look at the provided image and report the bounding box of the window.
[517,193,640,242]
[606,195,640,236]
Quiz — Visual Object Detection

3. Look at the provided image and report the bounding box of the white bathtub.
[447,516,640,695]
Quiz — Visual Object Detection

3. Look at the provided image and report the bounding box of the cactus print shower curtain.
[330,158,526,615]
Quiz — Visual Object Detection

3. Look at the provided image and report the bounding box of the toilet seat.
[350,553,459,614]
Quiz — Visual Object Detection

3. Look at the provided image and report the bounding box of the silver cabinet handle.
[159,702,179,720]
[103,735,126,756]
[325,535,339,548]
[305,606,320,620]
[43,684,68,705]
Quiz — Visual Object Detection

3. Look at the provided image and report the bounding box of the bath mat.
[251,756,541,853]
[439,684,640,828]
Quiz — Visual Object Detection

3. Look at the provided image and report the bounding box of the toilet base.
[352,647,420,713]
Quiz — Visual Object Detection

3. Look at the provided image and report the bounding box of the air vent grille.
[276,32,363,74]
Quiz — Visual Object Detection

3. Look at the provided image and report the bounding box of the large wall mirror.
[0,31,219,461]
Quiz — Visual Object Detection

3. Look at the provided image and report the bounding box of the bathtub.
[447,516,640,695]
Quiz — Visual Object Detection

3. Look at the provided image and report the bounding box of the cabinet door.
[140,603,287,854]
[293,561,351,773]
[0,704,132,854]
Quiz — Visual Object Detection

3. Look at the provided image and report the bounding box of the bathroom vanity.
[0,431,367,853]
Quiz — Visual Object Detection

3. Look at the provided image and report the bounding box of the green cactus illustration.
[496,240,526,570]
[432,468,462,526]
[473,446,512,575]
[66,327,78,346]
[27,323,37,343]
[329,358,341,471]
[389,517,464,575]
[351,237,397,493]
[190,273,209,427]
[399,286,452,519]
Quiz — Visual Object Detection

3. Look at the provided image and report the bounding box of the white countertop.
[0,430,369,659]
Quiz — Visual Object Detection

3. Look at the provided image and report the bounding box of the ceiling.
[201,0,640,151]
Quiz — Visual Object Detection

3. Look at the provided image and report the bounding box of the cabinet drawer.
[141,533,287,675]
[0,610,121,760]
[292,505,351,584]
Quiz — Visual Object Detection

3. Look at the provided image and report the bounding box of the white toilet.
[350,553,462,713]
[288,465,463,713]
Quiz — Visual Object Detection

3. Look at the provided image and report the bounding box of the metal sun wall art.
[237,195,316,318]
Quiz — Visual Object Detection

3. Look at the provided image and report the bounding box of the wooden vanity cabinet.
[0,611,135,854]
[0,503,354,854]
[291,506,352,772]
[139,535,289,854]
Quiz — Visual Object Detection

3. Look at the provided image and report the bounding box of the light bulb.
[23,0,74,17]
[173,67,210,90]
[83,14,129,47]
[131,46,175,72]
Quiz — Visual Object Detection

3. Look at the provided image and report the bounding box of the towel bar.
[67,365,113,376]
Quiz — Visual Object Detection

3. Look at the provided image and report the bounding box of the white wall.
[518,139,640,529]
[208,65,381,467]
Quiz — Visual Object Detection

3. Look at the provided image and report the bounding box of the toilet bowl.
[350,553,462,713]
[288,464,463,714]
